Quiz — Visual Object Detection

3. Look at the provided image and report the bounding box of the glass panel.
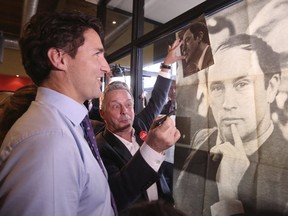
[142,34,177,105]
[144,20,158,34]
[107,0,205,35]
[108,54,131,86]
[104,8,132,55]
[142,34,178,163]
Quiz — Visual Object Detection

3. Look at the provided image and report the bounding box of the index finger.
[231,124,244,152]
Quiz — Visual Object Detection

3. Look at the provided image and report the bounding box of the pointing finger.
[231,124,244,152]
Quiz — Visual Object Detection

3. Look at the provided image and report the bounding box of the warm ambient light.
[16,75,20,77]
[112,21,116,24]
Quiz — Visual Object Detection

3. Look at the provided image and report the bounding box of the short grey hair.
[100,81,134,110]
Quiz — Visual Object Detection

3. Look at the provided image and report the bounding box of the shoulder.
[191,127,218,151]
[96,129,118,154]
[91,119,105,135]
[96,130,110,149]
[259,125,288,166]
[2,102,82,158]
[203,46,214,64]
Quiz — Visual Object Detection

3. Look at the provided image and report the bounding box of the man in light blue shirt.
[1,87,113,216]
[0,11,181,216]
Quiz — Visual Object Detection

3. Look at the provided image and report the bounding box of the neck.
[246,112,272,143]
[116,131,133,142]
[109,127,133,142]
[42,72,84,104]
[196,43,208,60]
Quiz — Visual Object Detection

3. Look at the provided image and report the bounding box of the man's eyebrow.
[210,80,223,86]
[95,48,104,52]
[233,76,249,83]
[109,100,120,104]
[109,99,133,103]
[210,75,249,85]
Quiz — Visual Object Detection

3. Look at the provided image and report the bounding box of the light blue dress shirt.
[0,87,114,216]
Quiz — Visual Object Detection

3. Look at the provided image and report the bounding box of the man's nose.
[222,89,237,110]
[120,105,127,114]
[100,58,111,74]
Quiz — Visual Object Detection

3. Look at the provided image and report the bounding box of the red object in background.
[139,130,148,142]
[0,74,32,91]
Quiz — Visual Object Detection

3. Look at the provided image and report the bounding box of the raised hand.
[163,39,185,66]
[210,124,250,200]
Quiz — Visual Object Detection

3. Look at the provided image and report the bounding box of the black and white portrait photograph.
[178,15,214,77]
[173,0,288,215]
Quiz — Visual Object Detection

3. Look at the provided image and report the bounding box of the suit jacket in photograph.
[174,125,288,216]
[183,46,214,77]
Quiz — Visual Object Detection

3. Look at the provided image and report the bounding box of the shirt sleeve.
[158,71,171,79]
[139,142,165,172]
[0,132,86,216]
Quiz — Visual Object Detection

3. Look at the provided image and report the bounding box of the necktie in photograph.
[81,115,118,216]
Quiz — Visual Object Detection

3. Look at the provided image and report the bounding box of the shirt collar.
[110,128,140,154]
[36,87,88,126]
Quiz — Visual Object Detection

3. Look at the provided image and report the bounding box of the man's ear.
[267,73,281,103]
[99,109,105,119]
[47,47,66,71]
[197,31,204,42]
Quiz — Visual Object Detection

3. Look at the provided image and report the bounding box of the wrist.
[160,62,171,70]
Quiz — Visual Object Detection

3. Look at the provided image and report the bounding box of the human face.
[182,29,199,63]
[101,89,135,134]
[208,47,273,143]
[65,29,110,103]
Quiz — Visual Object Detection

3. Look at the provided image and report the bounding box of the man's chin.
[219,126,233,143]
[93,90,102,99]
[114,124,132,133]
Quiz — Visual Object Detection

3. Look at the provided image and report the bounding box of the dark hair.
[0,84,37,145]
[187,22,209,44]
[19,11,104,85]
[215,33,281,88]
[121,200,187,216]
